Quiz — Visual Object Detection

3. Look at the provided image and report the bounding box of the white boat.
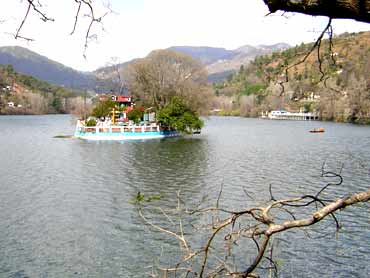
[267,110,318,121]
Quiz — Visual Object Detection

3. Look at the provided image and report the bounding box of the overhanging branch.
[263,0,370,24]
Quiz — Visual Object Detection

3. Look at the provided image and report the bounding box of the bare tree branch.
[277,18,333,95]
[70,0,82,35]
[15,1,33,41]
[15,0,55,41]
[13,0,112,56]
[141,169,370,278]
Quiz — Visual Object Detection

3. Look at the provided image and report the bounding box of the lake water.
[0,115,369,278]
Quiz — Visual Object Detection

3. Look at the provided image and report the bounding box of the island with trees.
[74,50,208,140]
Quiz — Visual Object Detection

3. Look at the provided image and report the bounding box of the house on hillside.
[1,86,11,91]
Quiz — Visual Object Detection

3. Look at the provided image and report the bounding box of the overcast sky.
[0,0,369,72]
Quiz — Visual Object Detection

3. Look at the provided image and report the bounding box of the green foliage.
[239,65,245,74]
[51,96,64,113]
[213,83,225,90]
[303,102,312,113]
[91,100,116,118]
[3,65,16,76]
[156,97,204,133]
[16,74,76,98]
[86,118,97,127]
[129,191,162,205]
[242,83,266,96]
[218,110,229,116]
[219,109,241,116]
[255,94,266,105]
[127,108,143,123]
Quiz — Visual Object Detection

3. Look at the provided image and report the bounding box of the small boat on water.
[309,127,325,133]
[192,129,201,134]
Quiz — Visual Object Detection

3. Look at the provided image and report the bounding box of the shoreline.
[1,113,369,125]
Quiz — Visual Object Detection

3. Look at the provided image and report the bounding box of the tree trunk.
[263,0,370,23]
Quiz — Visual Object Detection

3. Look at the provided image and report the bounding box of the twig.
[277,18,333,95]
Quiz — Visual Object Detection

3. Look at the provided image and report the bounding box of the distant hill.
[206,43,290,77]
[0,46,110,92]
[94,60,134,79]
[168,44,290,81]
[95,43,290,84]
[94,45,243,84]
[167,46,237,65]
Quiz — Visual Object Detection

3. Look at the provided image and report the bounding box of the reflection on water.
[0,115,369,277]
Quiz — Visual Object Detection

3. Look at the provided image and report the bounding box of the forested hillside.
[213,31,370,124]
[0,65,89,115]
[0,46,114,92]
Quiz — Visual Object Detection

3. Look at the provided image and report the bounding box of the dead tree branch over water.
[139,170,370,278]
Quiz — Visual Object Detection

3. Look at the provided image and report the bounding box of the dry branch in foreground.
[140,169,370,278]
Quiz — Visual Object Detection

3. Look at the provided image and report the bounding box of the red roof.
[117,96,132,102]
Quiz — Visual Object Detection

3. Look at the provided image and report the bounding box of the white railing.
[76,122,160,134]
[267,112,318,121]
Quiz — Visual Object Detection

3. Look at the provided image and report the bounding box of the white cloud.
[0,0,369,71]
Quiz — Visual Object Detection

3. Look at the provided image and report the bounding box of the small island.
[74,94,203,140]
[75,50,208,141]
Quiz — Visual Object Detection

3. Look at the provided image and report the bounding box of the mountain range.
[0,43,290,91]
[168,43,290,81]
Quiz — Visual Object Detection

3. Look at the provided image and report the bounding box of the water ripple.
[0,115,369,277]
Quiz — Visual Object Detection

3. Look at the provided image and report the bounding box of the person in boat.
[310,127,325,133]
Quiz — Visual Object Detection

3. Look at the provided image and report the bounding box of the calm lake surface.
[0,115,369,278]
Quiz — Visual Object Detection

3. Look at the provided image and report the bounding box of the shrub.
[91,100,116,118]
[156,97,203,133]
[86,118,97,126]
[127,108,143,124]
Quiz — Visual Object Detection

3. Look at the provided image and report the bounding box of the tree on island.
[127,108,143,124]
[126,49,211,112]
[89,50,209,132]
[125,49,211,132]
[156,97,204,134]
[91,99,116,119]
